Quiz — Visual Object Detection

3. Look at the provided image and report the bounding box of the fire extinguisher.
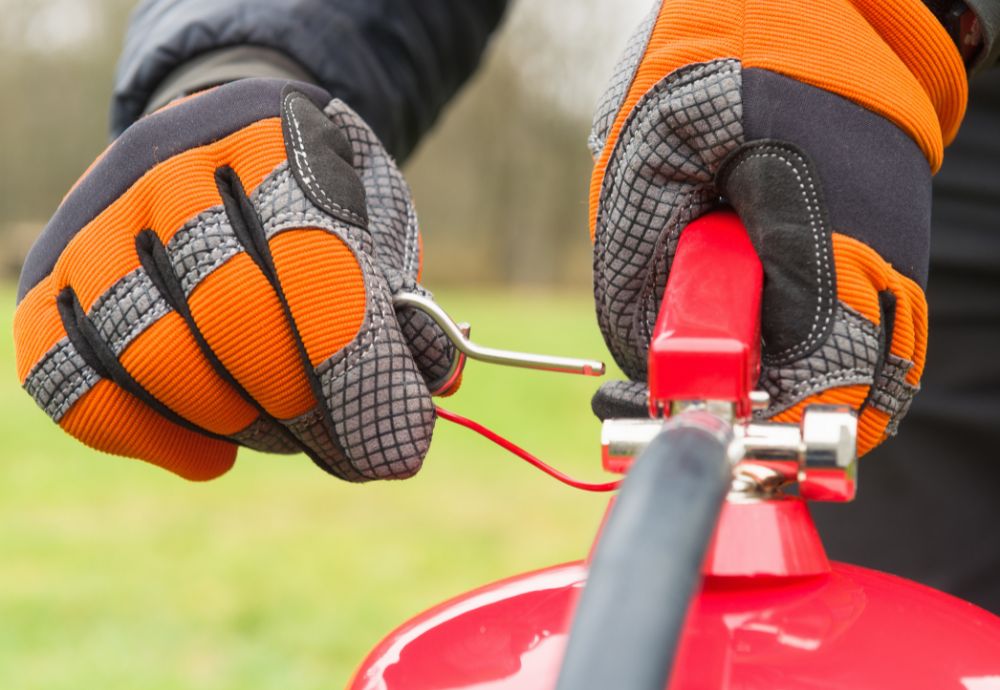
[351,210,1000,690]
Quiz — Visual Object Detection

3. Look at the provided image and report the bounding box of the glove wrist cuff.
[145,47,319,116]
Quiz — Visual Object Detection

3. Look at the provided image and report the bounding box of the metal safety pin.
[393,292,606,395]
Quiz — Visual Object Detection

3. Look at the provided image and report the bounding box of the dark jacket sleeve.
[111,0,508,162]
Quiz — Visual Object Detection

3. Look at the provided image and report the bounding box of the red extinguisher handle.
[647,208,763,419]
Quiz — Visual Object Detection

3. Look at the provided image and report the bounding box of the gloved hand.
[590,0,968,454]
[14,78,456,481]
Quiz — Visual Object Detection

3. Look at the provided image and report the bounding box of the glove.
[589,0,968,455]
[14,78,456,481]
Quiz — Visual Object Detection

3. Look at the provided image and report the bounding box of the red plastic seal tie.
[436,406,621,493]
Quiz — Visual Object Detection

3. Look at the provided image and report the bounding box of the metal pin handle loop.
[393,292,606,377]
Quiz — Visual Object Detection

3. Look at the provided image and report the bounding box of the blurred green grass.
[0,286,620,689]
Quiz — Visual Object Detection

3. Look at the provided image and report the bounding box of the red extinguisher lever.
[601,209,858,504]
[647,209,763,420]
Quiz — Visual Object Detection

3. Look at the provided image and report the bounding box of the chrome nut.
[799,405,858,502]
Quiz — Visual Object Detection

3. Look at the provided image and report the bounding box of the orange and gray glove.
[590,0,969,455]
[14,78,456,481]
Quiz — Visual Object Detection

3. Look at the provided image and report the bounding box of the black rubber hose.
[555,414,732,690]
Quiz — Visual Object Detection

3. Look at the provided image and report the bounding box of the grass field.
[0,286,621,689]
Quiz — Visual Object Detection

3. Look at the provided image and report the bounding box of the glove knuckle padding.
[321,99,458,392]
[591,0,957,454]
[323,100,420,275]
[593,59,744,381]
[14,79,446,481]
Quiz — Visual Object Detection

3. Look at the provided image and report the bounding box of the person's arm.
[111,0,508,162]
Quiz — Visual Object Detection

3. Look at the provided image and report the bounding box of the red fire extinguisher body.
[350,212,1000,688]
[349,545,1000,690]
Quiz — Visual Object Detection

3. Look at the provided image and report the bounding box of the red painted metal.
[703,498,830,578]
[798,465,858,503]
[602,451,632,475]
[347,563,583,690]
[647,209,762,420]
[350,210,1000,688]
[349,558,1000,690]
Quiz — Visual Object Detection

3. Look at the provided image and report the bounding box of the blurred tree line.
[0,0,647,289]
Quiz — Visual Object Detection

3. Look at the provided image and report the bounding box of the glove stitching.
[173,159,388,465]
[323,100,420,278]
[266,209,336,229]
[283,93,367,227]
[724,147,834,363]
[403,203,419,278]
[761,368,874,419]
[265,214,341,240]
[762,303,880,414]
[252,164,349,240]
[781,368,873,398]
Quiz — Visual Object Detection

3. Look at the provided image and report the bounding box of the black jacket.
[111,0,508,162]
